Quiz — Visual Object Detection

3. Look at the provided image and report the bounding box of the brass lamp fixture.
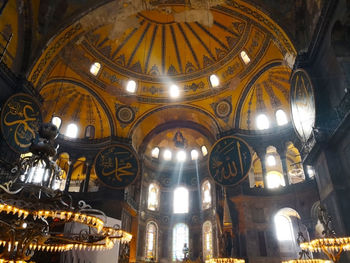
[298,206,350,263]
[0,123,132,262]
[205,258,245,263]
[282,232,331,263]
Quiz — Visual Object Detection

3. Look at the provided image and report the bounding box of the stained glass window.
[201,180,211,210]
[202,221,213,260]
[145,222,158,260]
[172,223,189,261]
[148,183,160,211]
[174,187,189,213]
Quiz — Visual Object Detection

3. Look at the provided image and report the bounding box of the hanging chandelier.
[0,123,132,262]
[287,206,350,263]
[205,258,245,263]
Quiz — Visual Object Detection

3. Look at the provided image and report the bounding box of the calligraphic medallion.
[94,144,139,189]
[208,136,252,186]
[290,69,316,142]
[1,93,42,153]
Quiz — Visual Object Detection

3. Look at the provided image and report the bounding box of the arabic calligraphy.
[1,94,42,153]
[94,145,139,189]
[208,136,252,186]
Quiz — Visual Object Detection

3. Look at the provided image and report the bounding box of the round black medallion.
[94,144,139,189]
[208,136,252,186]
[1,93,42,153]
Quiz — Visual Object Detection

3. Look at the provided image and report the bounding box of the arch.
[275,109,288,126]
[148,183,160,211]
[234,61,283,128]
[51,116,62,130]
[286,142,305,184]
[202,221,213,260]
[130,105,220,153]
[145,221,158,261]
[174,186,189,214]
[172,223,189,261]
[40,78,115,136]
[66,123,78,138]
[265,146,284,188]
[85,125,95,139]
[201,180,212,210]
[249,151,263,188]
[274,208,307,261]
[68,156,87,192]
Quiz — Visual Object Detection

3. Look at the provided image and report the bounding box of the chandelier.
[205,258,245,263]
[294,206,349,263]
[0,123,132,262]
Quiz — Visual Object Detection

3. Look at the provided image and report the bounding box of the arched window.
[148,183,160,211]
[66,123,78,138]
[90,62,101,76]
[85,125,95,139]
[51,116,62,129]
[201,180,211,210]
[151,147,160,158]
[173,223,189,261]
[202,221,213,260]
[275,214,293,241]
[174,187,189,214]
[256,114,269,130]
[266,171,285,189]
[276,109,288,126]
[145,222,158,261]
[201,145,208,156]
[275,208,304,260]
[240,50,251,64]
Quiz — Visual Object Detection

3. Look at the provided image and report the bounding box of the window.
[256,114,269,130]
[176,150,187,162]
[65,123,78,138]
[201,180,211,210]
[174,187,189,213]
[85,125,95,139]
[169,84,180,98]
[266,171,285,189]
[90,62,101,76]
[163,149,172,161]
[126,80,137,93]
[145,222,158,260]
[191,149,199,160]
[51,116,62,129]
[172,223,189,261]
[275,214,293,241]
[148,183,160,211]
[266,155,276,166]
[276,109,288,126]
[274,208,306,259]
[240,50,251,64]
[151,147,160,159]
[202,221,213,260]
[209,74,220,88]
[201,145,208,156]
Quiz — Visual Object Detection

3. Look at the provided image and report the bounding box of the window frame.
[173,186,189,214]
[147,183,160,211]
[145,221,158,261]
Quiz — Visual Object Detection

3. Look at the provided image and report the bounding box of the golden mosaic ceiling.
[28,0,296,152]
